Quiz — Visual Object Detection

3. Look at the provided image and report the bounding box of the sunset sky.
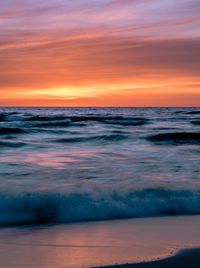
[0,0,200,106]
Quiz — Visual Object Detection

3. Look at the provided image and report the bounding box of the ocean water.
[0,107,200,226]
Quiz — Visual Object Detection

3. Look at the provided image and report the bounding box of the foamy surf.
[0,188,200,226]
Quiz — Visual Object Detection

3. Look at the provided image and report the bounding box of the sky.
[0,0,200,106]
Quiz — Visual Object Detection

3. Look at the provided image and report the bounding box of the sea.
[0,107,200,227]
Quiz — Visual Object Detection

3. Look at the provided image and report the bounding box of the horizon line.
[0,106,200,109]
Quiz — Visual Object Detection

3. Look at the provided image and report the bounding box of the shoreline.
[0,215,200,268]
[95,248,200,268]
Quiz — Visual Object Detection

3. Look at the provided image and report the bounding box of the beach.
[0,215,200,268]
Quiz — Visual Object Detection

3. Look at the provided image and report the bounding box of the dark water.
[0,107,200,226]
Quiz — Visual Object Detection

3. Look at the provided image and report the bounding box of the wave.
[0,127,27,135]
[0,188,200,226]
[32,120,72,128]
[23,115,148,126]
[101,118,148,126]
[0,114,6,122]
[24,115,67,121]
[6,111,19,115]
[0,141,26,148]
[55,134,128,143]
[191,121,200,125]
[68,116,148,126]
[147,132,200,145]
[186,111,200,115]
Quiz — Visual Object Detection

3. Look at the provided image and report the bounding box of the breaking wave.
[0,188,200,226]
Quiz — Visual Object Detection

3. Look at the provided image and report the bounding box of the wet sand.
[97,249,200,268]
[0,216,200,268]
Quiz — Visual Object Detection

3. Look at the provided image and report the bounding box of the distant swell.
[68,116,149,126]
[25,115,148,127]
[191,121,200,125]
[0,114,6,122]
[55,134,128,143]
[0,141,26,148]
[186,111,200,115]
[147,132,200,145]
[0,189,200,226]
[100,118,148,126]
[32,120,71,127]
[24,115,67,121]
[0,127,27,135]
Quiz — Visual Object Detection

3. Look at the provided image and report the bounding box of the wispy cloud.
[0,0,199,106]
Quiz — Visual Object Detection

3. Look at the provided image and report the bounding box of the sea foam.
[0,188,200,226]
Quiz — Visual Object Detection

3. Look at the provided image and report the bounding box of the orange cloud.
[0,0,200,106]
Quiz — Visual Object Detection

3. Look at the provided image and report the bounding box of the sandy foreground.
[0,215,200,268]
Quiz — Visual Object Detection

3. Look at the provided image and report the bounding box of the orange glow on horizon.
[0,1,199,107]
